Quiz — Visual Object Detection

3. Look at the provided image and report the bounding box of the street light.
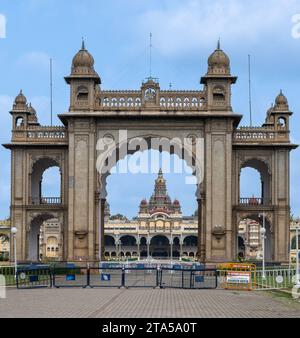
[259,213,266,279]
[11,227,18,279]
[295,222,300,287]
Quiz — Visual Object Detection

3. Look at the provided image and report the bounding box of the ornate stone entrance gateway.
[3,41,297,263]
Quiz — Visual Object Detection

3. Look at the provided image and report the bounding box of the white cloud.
[0,13,6,39]
[138,0,299,56]
[17,51,51,69]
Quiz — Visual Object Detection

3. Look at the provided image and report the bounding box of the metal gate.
[16,268,52,289]
[16,265,218,290]
[160,267,218,289]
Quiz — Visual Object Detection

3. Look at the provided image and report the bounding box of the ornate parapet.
[95,89,207,111]
[233,126,290,144]
[11,125,68,144]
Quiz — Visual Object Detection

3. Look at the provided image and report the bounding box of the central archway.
[96,133,204,261]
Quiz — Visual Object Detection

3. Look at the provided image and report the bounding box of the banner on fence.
[219,263,256,291]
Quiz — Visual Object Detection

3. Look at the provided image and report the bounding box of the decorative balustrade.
[13,126,67,142]
[239,197,271,206]
[234,128,275,142]
[95,90,207,111]
[30,197,62,206]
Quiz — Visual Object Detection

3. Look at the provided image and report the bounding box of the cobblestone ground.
[0,288,300,318]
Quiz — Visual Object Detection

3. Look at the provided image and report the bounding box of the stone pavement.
[0,288,300,318]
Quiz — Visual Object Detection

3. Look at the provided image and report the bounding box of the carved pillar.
[197,196,206,264]
[99,198,106,261]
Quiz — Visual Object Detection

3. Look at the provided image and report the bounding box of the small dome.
[15,90,27,105]
[207,41,230,75]
[140,199,148,205]
[72,42,94,68]
[275,90,288,106]
[28,103,36,115]
[208,49,230,68]
[173,199,180,205]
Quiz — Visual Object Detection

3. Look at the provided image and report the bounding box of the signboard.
[195,276,204,283]
[101,274,111,282]
[29,275,39,283]
[226,271,251,285]
[66,274,76,281]
[219,262,256,291]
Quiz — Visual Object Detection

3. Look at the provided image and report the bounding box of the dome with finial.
[13,90,28,111]
[72,40,94,68]
[140,199,148,206]
[28,103,36,115]
[70,40,100,81]
[15,90,27,105]
[274,90,289,111]
[207,40,230,75]
[275,90,288,106]
[173,199,180,206]
[27,103,39,125]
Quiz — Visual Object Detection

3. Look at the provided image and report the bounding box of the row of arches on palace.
[104,235,198,259]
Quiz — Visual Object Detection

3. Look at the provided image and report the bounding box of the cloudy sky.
[0,0,299,219]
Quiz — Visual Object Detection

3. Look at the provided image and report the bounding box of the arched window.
[213,86,225,101]
[277,117,286,128]
[76,86,89,101]
[31,158,61,205]
[15,116,24,127]
[104,235,115,246]
[240,159,271,205]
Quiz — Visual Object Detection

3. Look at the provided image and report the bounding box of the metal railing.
[254,268,296,291]
[16,267,52,289]
[14,265,217,290]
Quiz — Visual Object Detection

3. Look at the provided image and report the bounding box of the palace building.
[38,170,198,261]
[3,41,297,263]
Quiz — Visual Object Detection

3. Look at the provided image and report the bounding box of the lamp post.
[11,227,18,279]
[259,213,266,279]
[295,222,300,287]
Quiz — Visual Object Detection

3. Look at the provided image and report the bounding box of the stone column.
[197,197,206,264]
[115,236,119,258]
[137,234,140,260]
[99,198,106,261]
[147,233,150,259]
[180,235,183,261]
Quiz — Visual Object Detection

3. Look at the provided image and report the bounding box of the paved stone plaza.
[1,288,300,318]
